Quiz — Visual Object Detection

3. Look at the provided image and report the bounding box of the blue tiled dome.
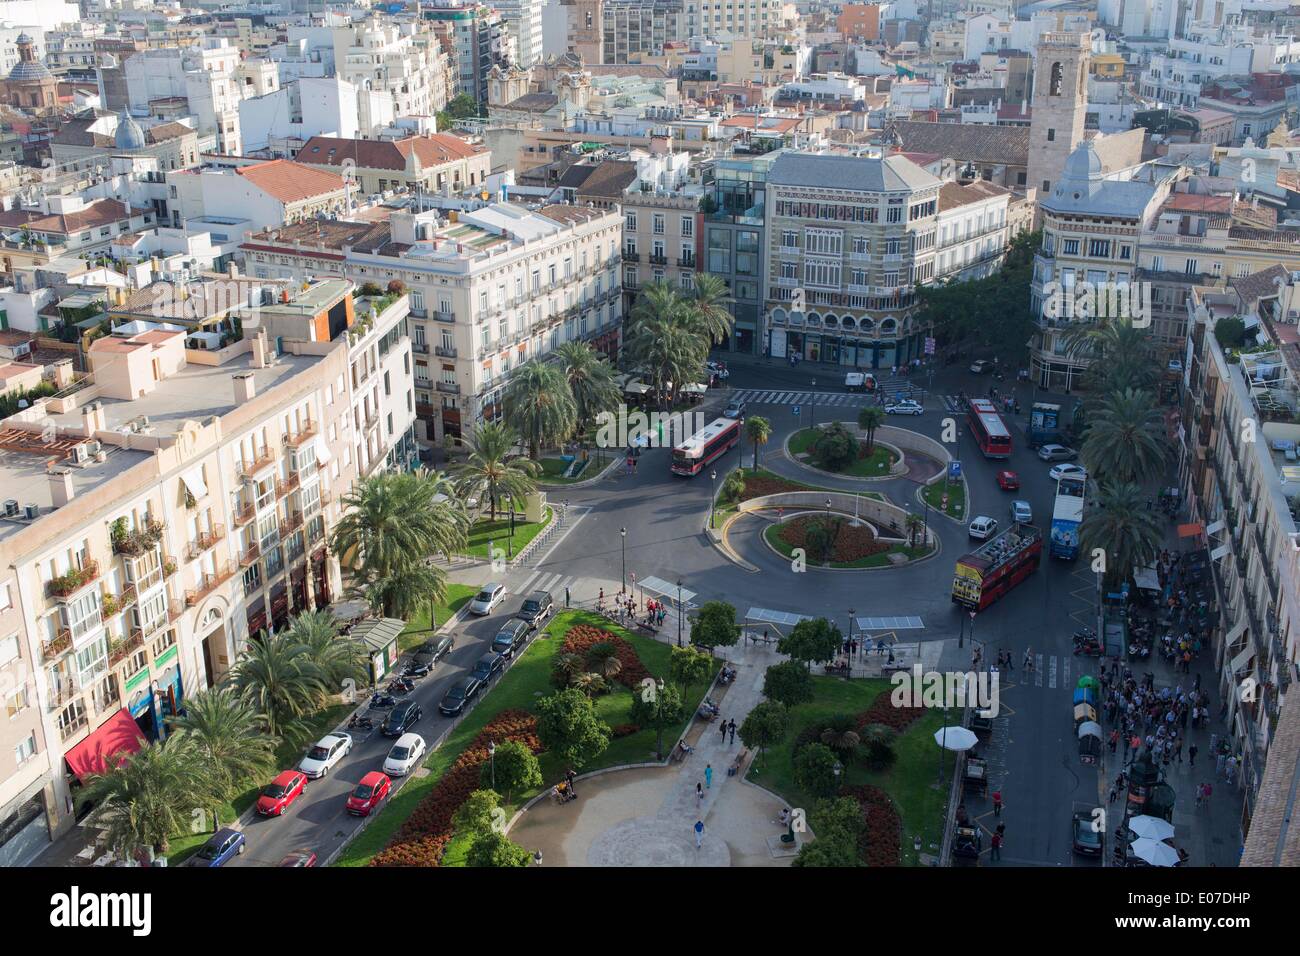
[114,108,147,150]
[8,34,52,83]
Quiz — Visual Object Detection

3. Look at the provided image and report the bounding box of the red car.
[346,771,392,817]
[257,770,307,817]
[996,470,1020,491]
[279,849,317,867]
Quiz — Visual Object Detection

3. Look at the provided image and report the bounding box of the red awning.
[1177,523,1205,539]
[65,709,146,781]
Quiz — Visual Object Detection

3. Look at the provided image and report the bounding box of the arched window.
[1050,62,1063,96]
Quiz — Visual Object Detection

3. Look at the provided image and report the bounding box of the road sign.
[949,460,963,479]
[792,405,801,417]
[925,337,936,355]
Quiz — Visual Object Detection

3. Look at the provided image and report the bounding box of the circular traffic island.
[762,512,935,569]
[787,424,899,478]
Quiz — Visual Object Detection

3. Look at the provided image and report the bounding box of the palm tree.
[230,632,329,743]
[80,740,218,860]
[503,358,577,460]
[1079,481,1165,588]
[285,609,367,690]
[1081,388,1167,485]
[819,724,861,762]
[171,687,276,829]
[356,559,451,625]
[625,314,707,408]
[858,405,886,451]
[554,340,620,441]
[629,280,689,329]
[570,672,607,698]
[683,273,735,345]
[745,415,771,471]
[904,513,925,548]
[587,643,622,681]
[1063,317,1159,395]
[553,652,586,685]
[453,421,538,520]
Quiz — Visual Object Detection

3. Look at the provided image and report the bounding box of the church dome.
[114,108,147,150]
[8,34,52,83]
[1060,141,1102,184]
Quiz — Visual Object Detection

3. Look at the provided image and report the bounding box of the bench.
[728,748,748,776]
[670,739,692,763]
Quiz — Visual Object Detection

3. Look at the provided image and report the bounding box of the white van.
[845,372,877,392]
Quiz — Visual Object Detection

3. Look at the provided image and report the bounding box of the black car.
[492,618,530,658]
[470,651,505,683]
[1071,810,1105,857]
[515,591,554,631]
[405,635,454,677]
[381,700,424,737]
[438,676,482,716]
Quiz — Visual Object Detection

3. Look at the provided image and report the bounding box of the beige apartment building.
[0,278,413,862]
[620,192,701,305]
[241,200,622,443]
[294,133,493,200]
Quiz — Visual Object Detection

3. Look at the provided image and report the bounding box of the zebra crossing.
[731,381,923,408]
[510,569,583,601]
[1011,652,1094,690]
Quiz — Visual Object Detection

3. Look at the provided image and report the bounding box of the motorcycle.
[368,692,398,709]
[387,676,415,695]
[1074,642,1103,657]
[347,713,375,731]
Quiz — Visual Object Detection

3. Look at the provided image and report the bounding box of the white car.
[706,361,729,380]
[1010,500,1033,524]
[1050,463,1088,482]
[968,516,998,540]
[298,732,353,779]
[885,400,924,415]
[969,359,994,374]
[468,582,505,616]
[382,733,427,777]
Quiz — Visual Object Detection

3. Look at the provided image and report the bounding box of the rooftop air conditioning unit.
[23,504,39,520]
[3,500,17,517]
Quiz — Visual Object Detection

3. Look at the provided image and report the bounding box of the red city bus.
[967,398,1012,459]
[671,417,742,476]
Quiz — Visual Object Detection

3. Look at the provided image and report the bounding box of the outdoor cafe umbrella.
[934,726,978,751]
[1076,676,1099,691]
[1128,815,1176,842]
[1130,837,1180,867]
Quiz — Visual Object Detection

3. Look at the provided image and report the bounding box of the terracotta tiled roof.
[236,159,346,204]
[557,160,638,199]
[1228,264,1289,308]
[296,134,485,172]
[886,120,1029,167]
[938,179,1010,211]
[25,199,143,236]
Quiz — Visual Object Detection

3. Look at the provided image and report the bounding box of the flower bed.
[560,624,652,689]
[842,784,903,867]
[775,515,891,564]
[370,709,540,867]
[856,693,926,734]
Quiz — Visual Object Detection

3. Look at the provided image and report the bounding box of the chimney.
[228,261,240,279]
[49,468,75,507]
[252,334,268,368]
[80,400,103,437]
[233,371,256,403]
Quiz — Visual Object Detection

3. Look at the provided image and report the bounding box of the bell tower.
[561,0,603,66]
[1026,33,1090,210]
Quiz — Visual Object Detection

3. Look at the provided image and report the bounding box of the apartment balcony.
[283,421,317,449]
[232,502,256,528]
[847,283,872,294]
[412,341,430,354]
[280,511,304,538]
[186,524,226,561]
[46,682,79,712]
[777,276,800,288]
[433,309,455,323]
[111,519,165,558]
[276,473,301,498]
[238,448,276,479]
[623,279,640,291]
[41,632,74,663]
[239,542,261,568]
[435,345,457,358]
[59,713,89,743]
[100,584,137,619]
[185,562,236,606]
[623,251,640,262]
[109,632,145,666]
[648,253,668,266]
[678,255,696,268]
[436,381,461,394]
[778,245,800,255]
[48,560,100,600]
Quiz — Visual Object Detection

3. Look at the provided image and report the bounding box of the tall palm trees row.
[623,276,734,408]
[81,611,368,861]
[1067,318,1171,586]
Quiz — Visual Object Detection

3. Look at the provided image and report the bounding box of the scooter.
[347,713,375,731]
[368,692,398,709]
[1074,641,1104,657]
[387,676,415,695]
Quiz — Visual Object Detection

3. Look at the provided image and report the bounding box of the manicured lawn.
[748,677,952,866]
[763,522,933,568]
[788,427,898,477]
[539,456,592,484]
[397,583,480,652]
[461,508,552,560]
[922,479,967,520]
[167,702,352,865]
[334,610,713,867]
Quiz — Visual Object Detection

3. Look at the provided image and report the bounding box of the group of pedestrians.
[1100,663,1215,772]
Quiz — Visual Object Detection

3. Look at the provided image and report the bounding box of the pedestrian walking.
[1203,782,1213,805]
[694,819,705,849]
[992,790,1002,816]
[565,768,577,797]
[565,586,570,608]
[1109,729,1119,754]
[728,718,737,744]
[696,782,704,806]
[1188,744,1198,767]
[1195,784,1204,808]
[1109,782,1119,804]
[1023,648,1033,671]
[990,831,1002,861]
[705,764,713,789]
[720,720,728,743]
[1215,752,1226,777]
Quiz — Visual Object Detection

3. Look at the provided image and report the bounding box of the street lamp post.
[810,378,817,428]
[848,608,855,656]
[488,740,496,790]
[710,470,717,529]
[922,494,931,550]
[620,527,627,593]
[958,609,965,648]
[676,580,684,647]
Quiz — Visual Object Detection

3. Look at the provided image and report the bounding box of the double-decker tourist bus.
[967,398,1013,458]
[671,417,742,476]
[1049,475,1086,560]
[952,524,1043,611]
